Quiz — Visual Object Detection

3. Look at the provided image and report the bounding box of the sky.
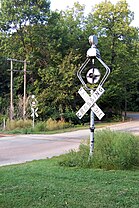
[50,0,139,27]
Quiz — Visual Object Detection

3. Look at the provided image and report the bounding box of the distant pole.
[23,60,27,120]
[10,60,14,120]
[3,118,6,130]
[7,58,29,120]
[32,108,35,128]
[0,0,2,9]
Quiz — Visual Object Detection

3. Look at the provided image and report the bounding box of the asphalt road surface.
[0,129,90,166]
[0,120,139,166]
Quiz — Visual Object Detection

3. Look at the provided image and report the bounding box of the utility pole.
[7,58,29,120]
[23,60,27,120]
[0,0,2,9]
[10,59,14,120]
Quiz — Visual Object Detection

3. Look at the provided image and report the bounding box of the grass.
[0,158,139,208]
[0,121,119,135]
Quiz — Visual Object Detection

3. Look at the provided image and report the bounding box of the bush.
[4,118,73,133]
[93,130,139,170]
[59,130,139,170]
[46,118,73,131]
[6,119,32,130]
[34,121,47,132]
[63,111,82,125]
[59,143,91,168]
[33,119,73,132]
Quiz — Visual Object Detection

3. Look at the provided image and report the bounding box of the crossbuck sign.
[76,85,105,120]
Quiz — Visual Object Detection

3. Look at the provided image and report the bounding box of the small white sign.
[31,107,38,117]
[35,108,38,117]
[86,68,101,84]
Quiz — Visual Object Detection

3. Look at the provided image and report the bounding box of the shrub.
[59,130,139,170]
[93,130,139,170]
[46,118,73,131]
[31,119,73,133]
[59,143,91,168]
[4,118,73,133]
[34,121,47,132]
[6,119,32,130]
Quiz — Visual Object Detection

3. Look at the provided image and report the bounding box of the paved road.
[0,129,90,166]
[108,120,139,135]
[126,112,139,120]
[0,120,139,166]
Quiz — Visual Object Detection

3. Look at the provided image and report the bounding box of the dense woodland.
[0,0,139,124]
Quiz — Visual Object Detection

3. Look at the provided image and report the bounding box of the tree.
[0,0,52,118]
[0,0,139,122]
[86,0,139,117]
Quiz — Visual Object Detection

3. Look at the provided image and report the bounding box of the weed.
[5,119,32,130]
[59,130,139,170]
[46,118,73,131]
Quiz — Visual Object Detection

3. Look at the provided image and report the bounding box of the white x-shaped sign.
[76,85,105,120]
[31,107,38,117]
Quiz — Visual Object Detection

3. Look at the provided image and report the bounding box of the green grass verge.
[0,121,119,135]
[0,158,139,208]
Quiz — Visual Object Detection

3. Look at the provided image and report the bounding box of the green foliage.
[87,0,139,117]
[59,143,91,168]
[34,121,47,132]
[0,0,50,32]
[59,130,139,170]
[93,130,139,170]
[0,0,139,121]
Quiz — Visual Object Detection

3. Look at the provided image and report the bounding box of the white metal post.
[90,90,95,156]
[32,108,35,128]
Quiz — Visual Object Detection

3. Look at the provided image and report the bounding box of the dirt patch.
[0,134,14,138]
